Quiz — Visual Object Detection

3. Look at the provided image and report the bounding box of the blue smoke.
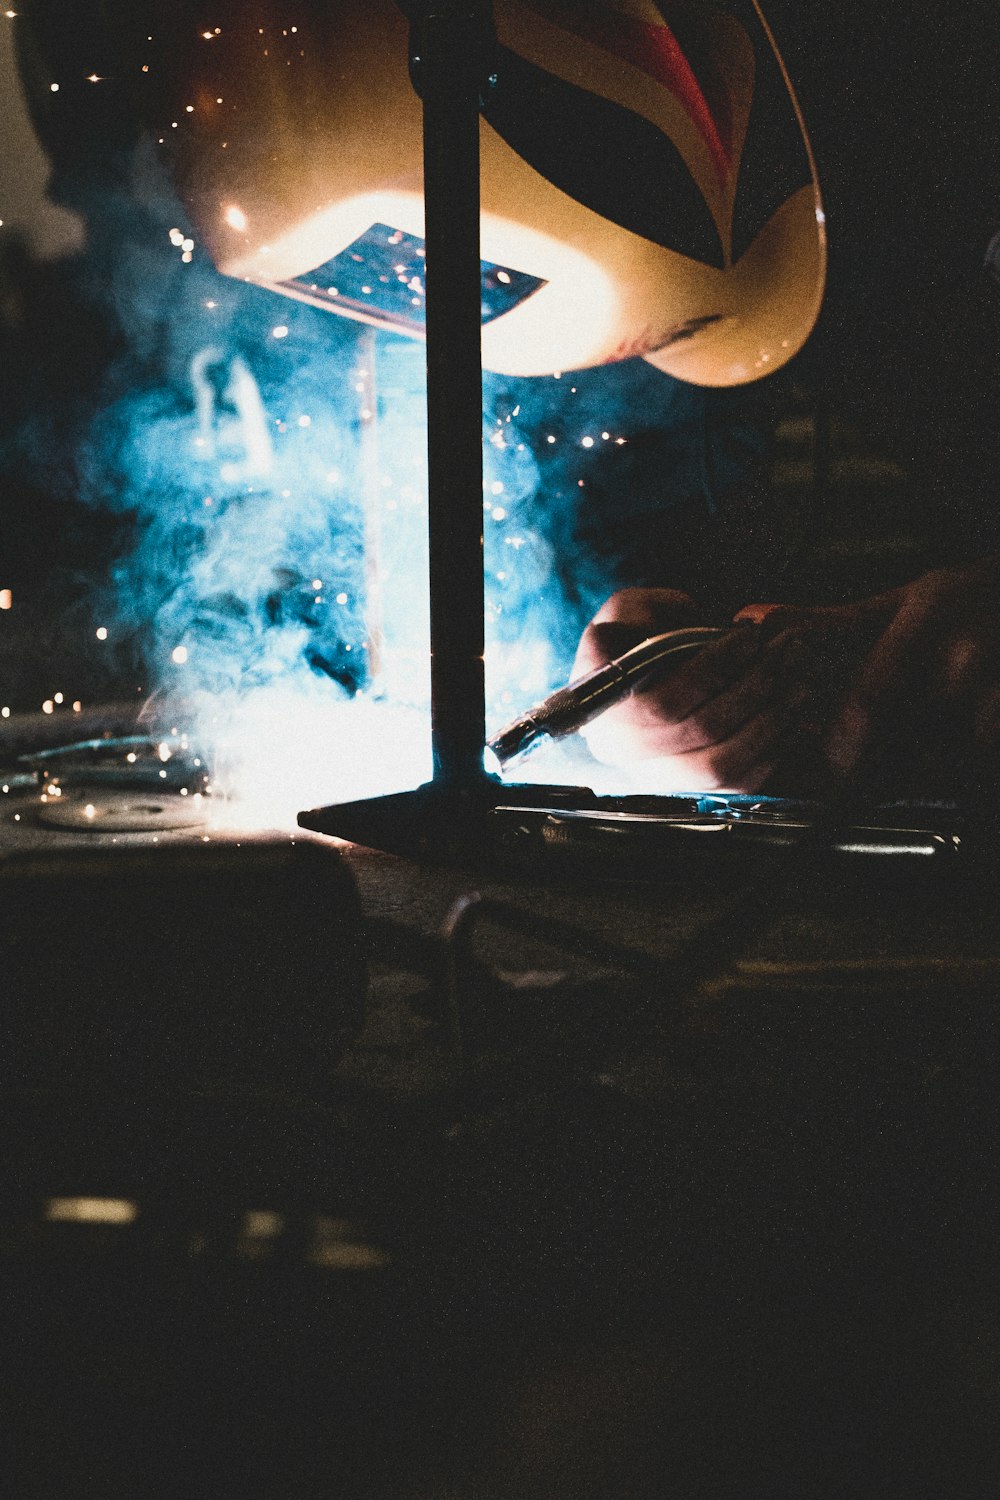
[2,140,610,744]
[2,134,767,807]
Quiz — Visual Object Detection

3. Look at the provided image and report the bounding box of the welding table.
[2,778,1000,1498]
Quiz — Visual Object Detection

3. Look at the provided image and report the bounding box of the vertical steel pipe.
[415,3,491,789]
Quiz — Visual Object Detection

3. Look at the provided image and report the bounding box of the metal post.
[416,2,491,789]
[299,3,507,853]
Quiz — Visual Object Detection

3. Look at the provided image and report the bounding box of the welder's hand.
[736,559,1000,793]
[573,588,816,792]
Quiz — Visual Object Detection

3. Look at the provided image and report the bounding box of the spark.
[581,436,594,448]
[42,700,54,714]
[84,803,96,819]
[171,645,189,665]
[224,204,248,231]
[297,414,311,427]
[53,692,63,704]
[49,82,59,92]
[335,592,348,605]
[0,587,11,608]
[272,325,289,339]
[96,626,108,639]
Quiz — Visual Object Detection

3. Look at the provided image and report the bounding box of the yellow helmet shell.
[131,0,826,384]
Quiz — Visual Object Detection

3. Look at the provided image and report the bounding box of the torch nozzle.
[488,625,729,769]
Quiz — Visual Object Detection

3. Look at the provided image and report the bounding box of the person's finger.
[662,630,809,753]
[580,628,765,763]
[633,623,764,723]
[573,621,660,675]
[590,586,701,629]
[706,686,813,786]
[587,626,810,763]
[666,684,813,790]
[825,598,945,776]
[573,589,701,675]
[733,592,900,634]
[732,602,893,695]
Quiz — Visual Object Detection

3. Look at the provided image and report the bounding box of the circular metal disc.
[37,788,211,832]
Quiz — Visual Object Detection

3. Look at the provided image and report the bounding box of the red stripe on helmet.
[524,3,734,183]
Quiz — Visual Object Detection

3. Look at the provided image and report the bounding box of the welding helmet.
[16,0,825,385]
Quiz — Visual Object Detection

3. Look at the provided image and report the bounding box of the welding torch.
[487,624,732,769]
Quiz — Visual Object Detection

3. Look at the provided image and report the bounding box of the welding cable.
[487,625,729,769]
